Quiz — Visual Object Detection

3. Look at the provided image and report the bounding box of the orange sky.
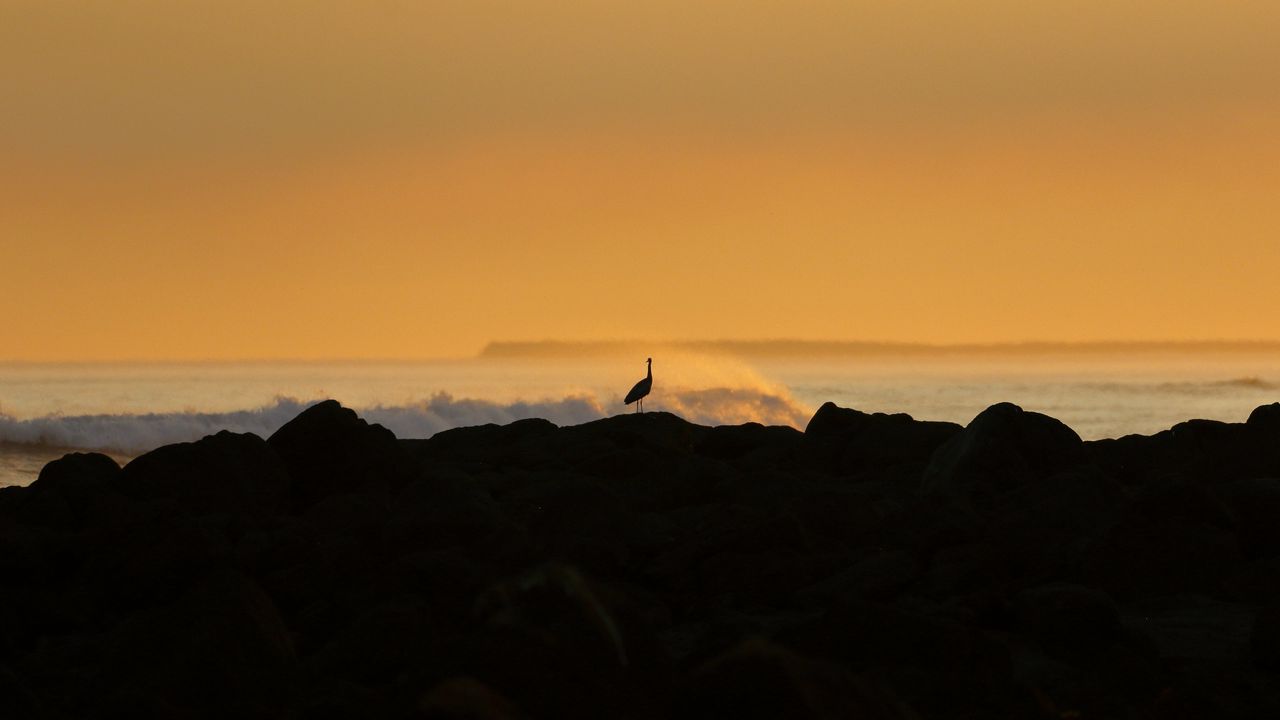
[3,1,1279,361]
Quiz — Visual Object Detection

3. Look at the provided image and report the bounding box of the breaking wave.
[1151,377,1278,393]
[1211,377,1278,390]
[0,388,812,455]
[1083,377,1279,396]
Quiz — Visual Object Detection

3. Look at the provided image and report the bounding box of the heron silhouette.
[624,357,652,413]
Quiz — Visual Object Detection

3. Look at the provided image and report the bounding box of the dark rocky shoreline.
[3,398,1280,718]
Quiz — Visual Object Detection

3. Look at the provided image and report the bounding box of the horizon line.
[4,338,1280,365]
[480,338,1280,358]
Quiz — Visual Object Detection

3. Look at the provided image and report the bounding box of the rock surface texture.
[3,400,1280,718]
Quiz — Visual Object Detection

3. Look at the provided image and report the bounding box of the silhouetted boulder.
[1014,583,1121,664]
[1168,418,1280,483]
[563,411,704,457]
[781,489,881,551]
[981,467,1127,578]
[302,490,390,542]
[118,431,288,517]
[464,563,670,719]
[407,418,560,468]
[695,422,804,468]
[1252,605,1280,671]
[782,599,1018,715]
[417,676,525,720]
[796,549,919,606]
[674,637,916,720]
[805,402,961,476]
[79,513,239,615]
[921,402,1086,502]
[30,451,120,493]
[304,594,439,685]
[517,478,652,574]
[647,506,817,609]
[1092,410,1280,488]
[268,399,413,509]
[1084,480,1242,599]
[96,569,296,717]
[298,680,397,720]
[1218,478,1280,558]
[18,452,121,529]
[0,665,41,718]
[7,398,1280,717]
[1249,402,1280,428]
[385,473,504,552]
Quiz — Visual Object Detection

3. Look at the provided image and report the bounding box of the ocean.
[3,346,1279,487]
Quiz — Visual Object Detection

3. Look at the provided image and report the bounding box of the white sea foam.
[2,355,1277,489]
[0,388,812,455]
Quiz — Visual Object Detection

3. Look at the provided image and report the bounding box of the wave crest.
[0,389,812,454]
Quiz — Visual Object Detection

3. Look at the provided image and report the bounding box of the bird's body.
[624,358,652,413]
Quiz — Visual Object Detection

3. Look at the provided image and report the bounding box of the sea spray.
[0,387,812,455]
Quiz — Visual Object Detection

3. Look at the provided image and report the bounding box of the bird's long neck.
[646,361,652,380]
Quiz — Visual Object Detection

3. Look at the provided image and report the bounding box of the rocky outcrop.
[805,402,960,478]
[3,398,1280,718]
[118,430,290,517]
[921,402,1087,502]
[269,399,415,509]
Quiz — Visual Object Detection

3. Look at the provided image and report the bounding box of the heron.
[624,357,652,413]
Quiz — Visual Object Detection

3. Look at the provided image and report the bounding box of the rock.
[981,467,1127,580]
[781,489,881,551]
[647,508,816,609]
[268,399,414,509]
[1013,583,1121,664]
[32,451,120,491]
[921,402,1086,503]
[1123,596,1254,668]
[385,473,504,552]
[674,637,917,720]
[781,599,1018,716]
[297,680,397,720]
[303,491,390,543]
[1092,414,1280,488]
[5,398,1280,717]
[407,419,561,479]
[1252,605,1280,671]
[516,478,648,575]
[1249,402,1280,430]
[418,676,525,720]
[1217,478,1280,558]
[95,569,296,717]
[19,453,121,529]
[917,540,1012,603]
[80,514,238,614]
[304,595,439,685]
[796,550,919,607]
[464,563,670,719]
[557,412,707,473]
[0,665,42,718]
[1084,480,1242,600]
[805,403,961,476]
[1167,418,1280,484]
[695,422,804,469]
[1127,477,1234,529]
[117,431,289,517]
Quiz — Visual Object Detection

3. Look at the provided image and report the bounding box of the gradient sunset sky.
[4,1,1278,361]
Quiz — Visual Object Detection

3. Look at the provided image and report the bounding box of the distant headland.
[480,339,1280,359]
